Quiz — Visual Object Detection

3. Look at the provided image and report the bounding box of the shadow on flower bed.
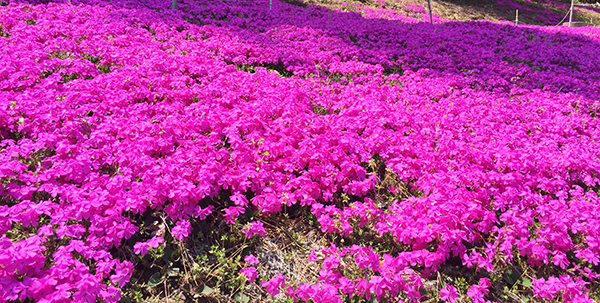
[152,0,600,99]
[8,0,599,100]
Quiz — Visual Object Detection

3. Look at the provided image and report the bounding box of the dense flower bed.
[1,0,600,301]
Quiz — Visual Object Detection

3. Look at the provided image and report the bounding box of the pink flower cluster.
[1,0,600,301]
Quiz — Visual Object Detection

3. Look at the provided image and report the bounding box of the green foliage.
[49,50,74,60]
[312,103,331,115]
[0,26,10,38]
[59,72,78,84]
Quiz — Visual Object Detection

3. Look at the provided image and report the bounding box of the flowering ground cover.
[1,0,600,301]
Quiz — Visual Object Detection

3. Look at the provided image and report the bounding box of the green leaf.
[196,284,214,296]
[367,297,379,303]
[166,267,180,277]
[118,297,131,303]
[170,249,181,262]
[503,269,520,286]
[234,293,250,303]
[162,247,174,263]
[148,272,164,287]
[522,277,533,288]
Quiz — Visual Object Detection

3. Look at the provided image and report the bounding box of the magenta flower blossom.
[262,274,286,296]
[533,275,594,302]
[440,285,459,303]
[171,219,191,241]
[296,283,319,301]
[467,278,491,303]
[110,262,134,288]
[223,207,245,224]
[369,276,391,300]
[244,254,260,265]
[243,221,266,239]
[240,267,258,283]
[133,237,164,256]
[192,205,214,220]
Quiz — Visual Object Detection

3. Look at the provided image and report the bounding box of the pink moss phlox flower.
[467,278,491,303]
[440,285,459,303]
[244,254,259,265]
[193,205,214,220]
[171,219,191,241]
[295,283,342,303]
[230,193,249,207]
[355,279,372,299]
[369,276,391,300]
[133,237,164,256]
[319,269,343,284]
[285,286,296,299]
[223,206,245,224]
[295,283,319,301]
[133,242,149,256]
[315,283,343,303]
[346,245,380,272]
[147,237,164,249]
[110,261,134,288]
[240,267,258,283]
[322,255,340,270]
[243,221,265,239]
[338,277,356,295]
[533,275,594,302]
[262,273,286,296]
